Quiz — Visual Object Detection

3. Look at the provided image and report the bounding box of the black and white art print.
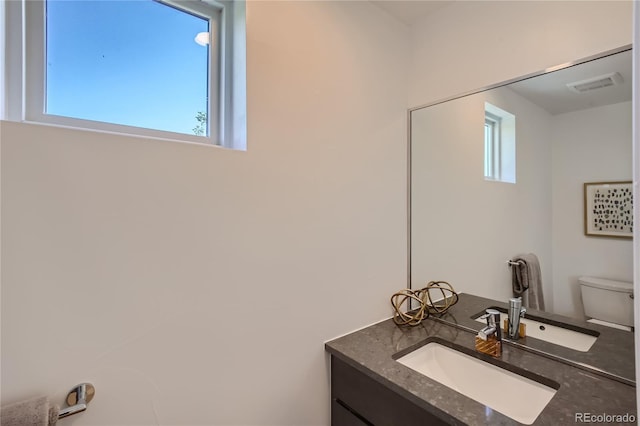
[584,181,633,238]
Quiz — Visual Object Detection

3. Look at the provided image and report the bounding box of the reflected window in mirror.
[484,102,516,183]
[484,111,499,179]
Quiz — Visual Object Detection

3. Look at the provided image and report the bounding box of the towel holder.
[507,260,524,267]
[58,383,95,419]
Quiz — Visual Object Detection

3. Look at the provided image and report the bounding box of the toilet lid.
[578,276,633,292]
[587,318,632,332]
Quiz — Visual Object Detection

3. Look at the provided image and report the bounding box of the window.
[484,112,499,180]
[3,0,246,149]
[484,102,516,183]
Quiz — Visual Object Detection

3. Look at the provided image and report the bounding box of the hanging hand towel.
[511,253,545,311]
[0,396,59,426]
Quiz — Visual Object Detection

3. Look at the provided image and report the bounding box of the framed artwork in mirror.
[584,181,633,238]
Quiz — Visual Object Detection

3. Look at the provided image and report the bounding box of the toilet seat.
[587,318,632,332]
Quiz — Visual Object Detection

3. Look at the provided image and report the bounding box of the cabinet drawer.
[331,399,371,426]
[330,355,450,426]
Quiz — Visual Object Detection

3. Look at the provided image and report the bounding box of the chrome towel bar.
[58,383,95,420]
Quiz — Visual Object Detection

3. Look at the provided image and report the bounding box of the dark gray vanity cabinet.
[330,355,450,426]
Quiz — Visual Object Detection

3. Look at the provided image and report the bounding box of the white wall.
[408,0,632,311]
[551,101,633,318]
[411,86,553,306]
[409,0,633,108]
[0,2,409,425]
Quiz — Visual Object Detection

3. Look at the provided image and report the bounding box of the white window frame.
[484,111,501,181]
[3,0,246,150]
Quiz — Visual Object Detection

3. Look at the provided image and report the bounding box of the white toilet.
[578,276,634,331]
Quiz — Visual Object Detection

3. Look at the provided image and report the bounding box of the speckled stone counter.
[325,294,637,425]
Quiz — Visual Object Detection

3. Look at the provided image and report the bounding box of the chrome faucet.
[478,309,502,341]
[507,297,526,339]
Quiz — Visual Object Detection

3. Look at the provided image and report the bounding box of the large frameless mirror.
[409,46,633,380]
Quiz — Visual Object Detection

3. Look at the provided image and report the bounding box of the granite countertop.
[325,294,637,425]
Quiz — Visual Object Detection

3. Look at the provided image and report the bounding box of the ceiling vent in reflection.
[566,72,623,93]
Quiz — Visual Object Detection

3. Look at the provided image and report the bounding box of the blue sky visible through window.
[46,0,209,136]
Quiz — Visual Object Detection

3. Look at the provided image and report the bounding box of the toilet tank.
[578,276,634,327]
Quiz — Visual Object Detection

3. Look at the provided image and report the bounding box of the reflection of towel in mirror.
[0,396,59,426]
[511,253,545,311]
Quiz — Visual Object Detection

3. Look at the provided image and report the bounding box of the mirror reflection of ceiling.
[507,50,632,115]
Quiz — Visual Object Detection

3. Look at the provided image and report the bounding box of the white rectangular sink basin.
[474,312,597,352]
[397,342,557,425]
